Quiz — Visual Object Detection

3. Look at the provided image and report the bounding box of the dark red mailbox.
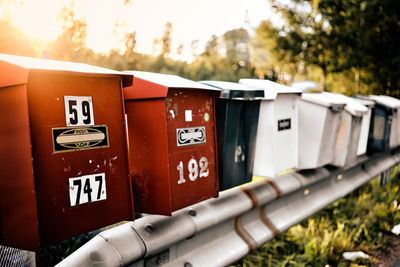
[123,71,220,215]
[0,54,133,251]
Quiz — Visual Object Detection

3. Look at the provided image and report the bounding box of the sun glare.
[1,0,270,61]
[9,0,66,41]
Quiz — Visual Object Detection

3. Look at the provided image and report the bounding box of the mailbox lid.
[123,71,219,100]
[0,54,133,88]
[291,80,318,92]
[239,78,302,100]
[301,93,346,111]
[352,97,375,108]
[323,92,368,117]
[370,95,400,109]
[200,80,264,100]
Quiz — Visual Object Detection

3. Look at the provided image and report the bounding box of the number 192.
[177,156,209,184]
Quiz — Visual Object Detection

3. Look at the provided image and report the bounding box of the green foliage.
[233,166,400,266]
[257,0,400,94]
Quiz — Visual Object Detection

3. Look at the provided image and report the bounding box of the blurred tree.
[160,22,172,57]
[222,28,252,72]
[320,0,400,96]
[124,30,137,69]
[252,20,297,82]
[202,34,219,57]
[259,0,400,95]
[176,43,183,55]
[190,39,200,59]
[266,0,341,90]
[50,1,92,61]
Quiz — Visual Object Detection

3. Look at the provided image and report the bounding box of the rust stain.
[259,205,279,237]
[263,178,281,199]
[234,216,257,251]
[240,187,259,209]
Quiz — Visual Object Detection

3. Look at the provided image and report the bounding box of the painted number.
[177,156,209,184]
[69,173,106,206]
[199,156,209,177]
[64,96,94,126]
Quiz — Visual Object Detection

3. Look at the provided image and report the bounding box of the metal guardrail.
[57,149,400,267]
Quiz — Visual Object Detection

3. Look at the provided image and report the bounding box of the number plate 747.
[69,173,106,206]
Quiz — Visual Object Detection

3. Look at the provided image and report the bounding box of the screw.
[188,209,197,217]
[144,223,155,234]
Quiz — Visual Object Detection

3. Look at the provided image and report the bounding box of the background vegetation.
[1,0,399,96]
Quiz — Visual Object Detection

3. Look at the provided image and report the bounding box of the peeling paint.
[170,110,175,119]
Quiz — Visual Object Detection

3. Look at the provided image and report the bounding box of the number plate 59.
[64,96,95,126]
[69,173,106,206]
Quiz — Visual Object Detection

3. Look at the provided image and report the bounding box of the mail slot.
[323,92,368,167]
[123,71,220,215]
[298,93,345,169]
[0,54,133,251]
[200,81,263,190]
[239,79,302,178]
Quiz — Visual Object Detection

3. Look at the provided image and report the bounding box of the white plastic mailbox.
[352,98,374,155]
[239,79,302,178]
[369,95,400,148]
[298,93,346,170]
[323,92,368,167]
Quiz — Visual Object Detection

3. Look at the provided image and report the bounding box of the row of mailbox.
[0,54,399,251]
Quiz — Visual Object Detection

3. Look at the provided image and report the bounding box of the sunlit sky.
[2,0,273,61]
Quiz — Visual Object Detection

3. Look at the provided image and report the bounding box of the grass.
[233,165,400,267]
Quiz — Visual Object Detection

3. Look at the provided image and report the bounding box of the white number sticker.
[69,173,106,206]
[64,96,95,126]
[177,157,209,184]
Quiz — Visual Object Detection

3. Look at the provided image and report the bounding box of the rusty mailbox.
[0,54,133,251]
[123,71,220,215]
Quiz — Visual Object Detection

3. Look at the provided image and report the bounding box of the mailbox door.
[389,110,398,148]
[243,100,261,181]
[26,71,132,247]
[125,99,172,215]
[345,116,362,165]
[367,105,392,153]
[166,89,218,211]
[0,84,40,251]
[273,94,299,174]
[333,112,352,167]
[215,99,247,190]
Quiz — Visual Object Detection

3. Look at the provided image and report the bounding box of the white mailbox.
[239,79,302,178]
[323,92,368,167]
[352,98,374,156]
[298,93,346,169]
[369,95,400,148]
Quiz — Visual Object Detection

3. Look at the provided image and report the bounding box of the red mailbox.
[0,54,134,251]
[123,71,220,215]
